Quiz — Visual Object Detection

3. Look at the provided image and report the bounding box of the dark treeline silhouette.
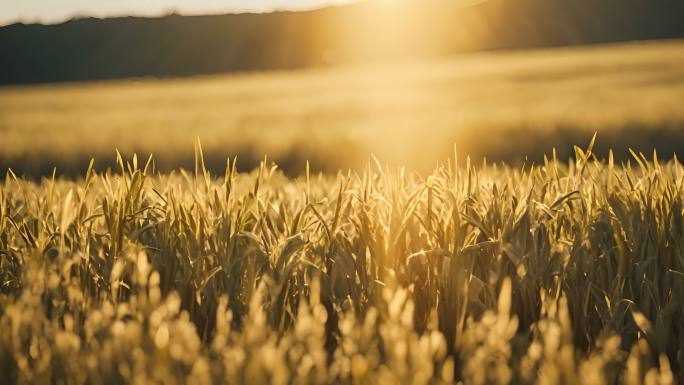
[1,0,684,85]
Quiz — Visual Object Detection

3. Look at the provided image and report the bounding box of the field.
[1,139,683,384]
[2,39,684,176]
[2,32,684,384]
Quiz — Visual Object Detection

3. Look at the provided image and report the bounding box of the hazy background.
[1,0,684,176]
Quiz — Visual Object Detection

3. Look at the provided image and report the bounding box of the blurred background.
[1,0,684,176]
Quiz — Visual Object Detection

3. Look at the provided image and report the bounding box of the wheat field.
[2,39,684,176]
[1,138,682,384]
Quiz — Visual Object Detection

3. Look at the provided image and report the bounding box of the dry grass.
[1,39,684,175]
[1,139,683,384]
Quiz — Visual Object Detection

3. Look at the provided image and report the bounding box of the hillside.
[2,39,684,177]
[1,0,683,85]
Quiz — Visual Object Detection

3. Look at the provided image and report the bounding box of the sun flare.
[1,0,683,383]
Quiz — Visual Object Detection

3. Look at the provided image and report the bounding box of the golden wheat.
[1,140,682,384]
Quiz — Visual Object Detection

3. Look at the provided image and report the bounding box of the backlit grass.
[1,140,682,384]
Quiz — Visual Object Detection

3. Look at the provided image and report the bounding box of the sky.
[0,0,357,26]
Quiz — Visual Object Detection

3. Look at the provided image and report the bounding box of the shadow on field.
[453,123,684,166]
[2,123,683,179]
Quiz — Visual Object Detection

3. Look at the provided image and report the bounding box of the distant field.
[1,39,684,175]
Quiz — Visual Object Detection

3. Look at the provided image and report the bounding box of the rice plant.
[0,140,682,384]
